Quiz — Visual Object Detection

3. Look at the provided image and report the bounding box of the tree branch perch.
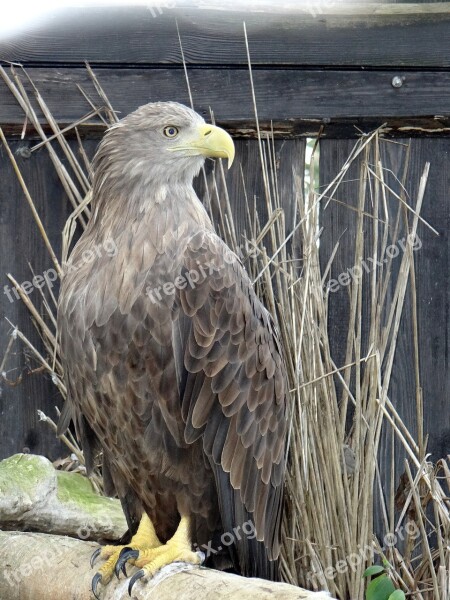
[0,454,334,599]
[0,531,333,600]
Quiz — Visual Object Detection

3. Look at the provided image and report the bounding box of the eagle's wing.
[57,222,287,578]
[172,230,288,576]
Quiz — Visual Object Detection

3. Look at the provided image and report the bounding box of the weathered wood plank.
[319,137,450,525]
[0,139,88,460]
[400,138,450,461]
[1,5,450,68]
[2,67,450,138]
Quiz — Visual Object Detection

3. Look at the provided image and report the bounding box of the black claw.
[90,548,102,569]
[128,569,145,596]
[91,572,102,600]
[115,547,139,579]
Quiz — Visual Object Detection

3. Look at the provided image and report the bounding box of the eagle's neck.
[88,178,214,241]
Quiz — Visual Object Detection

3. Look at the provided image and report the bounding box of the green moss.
[0,453,126,539]
[0,454,54,496]
[55,467,126,534]
[56,470,109,513]
[56,470,95,499]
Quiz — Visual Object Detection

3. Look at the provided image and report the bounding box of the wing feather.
[173,231,288,571]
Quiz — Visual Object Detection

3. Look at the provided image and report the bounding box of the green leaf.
[366,575,396,600]
[363,565,386,578]
[388,591,406,600]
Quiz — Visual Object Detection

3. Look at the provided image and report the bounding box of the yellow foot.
[91,513,161,599]
[120,515,203,596]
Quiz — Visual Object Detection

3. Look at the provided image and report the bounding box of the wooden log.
[0,531,334,600]
[0,454,329,600]
[0,454,335,598]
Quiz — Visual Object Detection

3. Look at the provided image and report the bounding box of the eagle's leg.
[91,513,161,598]
[126,513,202,594]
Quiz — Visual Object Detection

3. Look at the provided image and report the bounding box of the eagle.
[57,102,288,597]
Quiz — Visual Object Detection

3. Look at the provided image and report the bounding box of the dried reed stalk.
[0,62,448,600]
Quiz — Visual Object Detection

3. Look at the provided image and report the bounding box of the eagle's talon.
[128,568,145,596]
[90,548,102,569]
[91,572,102,600]
[115,547,139,579]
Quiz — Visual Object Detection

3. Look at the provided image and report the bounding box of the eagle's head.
[93,102,235,193]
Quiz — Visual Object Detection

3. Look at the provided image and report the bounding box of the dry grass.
[0,62,448,600]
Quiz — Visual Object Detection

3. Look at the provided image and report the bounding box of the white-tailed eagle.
[57,102,288,597]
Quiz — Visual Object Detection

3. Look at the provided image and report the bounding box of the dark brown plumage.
[57,102,288,582]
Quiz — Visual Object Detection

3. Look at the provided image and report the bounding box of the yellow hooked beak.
[170,123,235,168]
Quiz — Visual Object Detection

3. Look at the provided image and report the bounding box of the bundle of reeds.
[0,62,448,600]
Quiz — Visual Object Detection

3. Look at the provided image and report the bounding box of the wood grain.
[1,5,450,67]
[2,67,450,138]
[0,139,95,460]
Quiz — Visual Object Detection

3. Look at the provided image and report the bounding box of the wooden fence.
[0,3,448,522]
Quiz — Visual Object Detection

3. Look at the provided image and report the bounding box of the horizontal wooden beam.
[1,5,450,68]
[1,66,450,138]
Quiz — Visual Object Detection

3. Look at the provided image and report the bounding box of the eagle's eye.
[163,126,179,138]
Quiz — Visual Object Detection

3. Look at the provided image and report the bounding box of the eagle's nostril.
[204,129,212,136]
